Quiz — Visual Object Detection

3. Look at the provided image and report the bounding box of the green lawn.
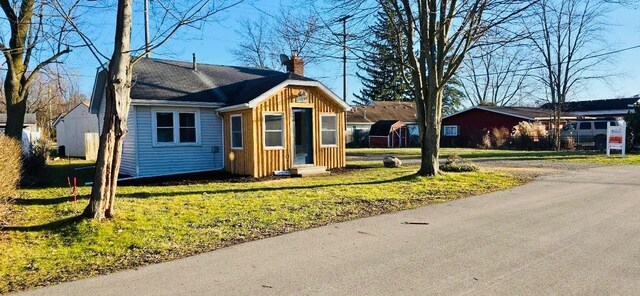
[347,147,640,164]
[0,159,526,293]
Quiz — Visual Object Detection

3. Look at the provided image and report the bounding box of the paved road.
[19,165,640,295]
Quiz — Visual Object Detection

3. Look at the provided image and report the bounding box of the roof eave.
[131,99,225,108]
[216,103,251,112]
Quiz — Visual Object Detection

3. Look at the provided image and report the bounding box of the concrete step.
[290,166,329,176]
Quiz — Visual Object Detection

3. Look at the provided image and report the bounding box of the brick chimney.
[286,50,304,76]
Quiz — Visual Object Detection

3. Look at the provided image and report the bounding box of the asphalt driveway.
[17,165,640,295]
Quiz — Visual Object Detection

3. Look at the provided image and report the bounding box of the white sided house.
[89,57,350,178]
[54,102,99,158]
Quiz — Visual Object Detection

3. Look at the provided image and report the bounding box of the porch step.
[290,166,329,176]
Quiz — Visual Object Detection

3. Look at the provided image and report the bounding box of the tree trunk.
[553,110,561,151]
[83,0,132,220]
[4,77,27,140]
[418,89,443,176]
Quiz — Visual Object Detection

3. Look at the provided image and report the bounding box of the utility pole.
[144,0,150,57]
[337,15,352,102]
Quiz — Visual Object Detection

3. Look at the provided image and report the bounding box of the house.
[441,106,576,147]
[540,97,639,119]
[368,120,409,148]
[346,101,417,147]
[54,102,99,158]
[89,55,350,178]
[0,113,38,134]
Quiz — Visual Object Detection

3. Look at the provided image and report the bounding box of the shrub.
[490,127,511,149]
[440,154,479,172]
[0,135,21,226]
[511,121,548,150]
[21,138,50,187]
[479,129,492,149]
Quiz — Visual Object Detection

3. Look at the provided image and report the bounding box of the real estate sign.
[607,121,626,156]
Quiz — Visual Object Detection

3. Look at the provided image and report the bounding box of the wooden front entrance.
[292,108,313,165]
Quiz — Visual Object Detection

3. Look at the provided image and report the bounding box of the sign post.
[606,121,626,157]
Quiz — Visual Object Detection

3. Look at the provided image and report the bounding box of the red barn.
[369,120,409,148]
[441,106,576,147]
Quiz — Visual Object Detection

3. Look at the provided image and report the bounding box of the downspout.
[214,110,225,171]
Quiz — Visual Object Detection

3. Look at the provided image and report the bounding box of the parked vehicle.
[560,120,620,150]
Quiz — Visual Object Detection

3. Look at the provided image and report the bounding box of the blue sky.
[65,1,640,106]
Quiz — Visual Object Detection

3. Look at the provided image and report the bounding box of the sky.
[57,1,640,106]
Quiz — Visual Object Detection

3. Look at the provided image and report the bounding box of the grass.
[0,160,526,293]
[347,147,640,164]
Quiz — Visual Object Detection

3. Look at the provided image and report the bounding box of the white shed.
[54,102,99,158]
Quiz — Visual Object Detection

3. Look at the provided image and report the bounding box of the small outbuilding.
[54,102,99,158]
[368,120,408,148]
[346,101,418,147]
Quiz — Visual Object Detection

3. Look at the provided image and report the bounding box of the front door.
[292,108,313,165]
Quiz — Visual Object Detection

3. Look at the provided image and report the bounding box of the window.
[579,122,591,130]
[230,115,243,149]
[179,113,196,143]
[156,112,174,143]
[443,125,459,136]
[320,114,337,146]
[594,122,607,130]
[264,113,283,148]
[153,110,200,145]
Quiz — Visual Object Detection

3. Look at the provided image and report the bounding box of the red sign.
[609,136,623,144]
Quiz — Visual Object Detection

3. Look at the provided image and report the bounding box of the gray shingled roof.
[0,113,37,126]
[91,57,316,112]
[540,97,639,112]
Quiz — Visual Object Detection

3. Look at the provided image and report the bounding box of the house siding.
[441,109,527,147]
[135,106,223,177]
[97,95,137,176]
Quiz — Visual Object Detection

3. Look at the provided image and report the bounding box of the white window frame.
[443,125,459,136]
[263,112,285,150]
[230,114,243,150]
[151,109,201,147]
[320,113,338,147]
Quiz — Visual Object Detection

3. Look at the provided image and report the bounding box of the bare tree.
[231,16,275,68]
[378,0,536,176]
[53,0,242,220]
[528,0,613,150]
[0,0,75,141]
[460,39,533,106]
[231,5,324,69]
[26,67,85,138]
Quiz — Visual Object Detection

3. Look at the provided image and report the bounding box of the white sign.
[606,121,626,156]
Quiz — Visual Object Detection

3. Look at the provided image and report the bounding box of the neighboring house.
[540,97,639,118]
[54,101,99,158]
[368,120,409,148]
[441,106,576,147]
[346,101,417,147]
[0,113,38,134]
[89,56,350,178]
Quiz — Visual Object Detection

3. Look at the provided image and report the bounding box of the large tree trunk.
[83,0,132,220]
[4,76,27,140]
[418,88,443,176]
